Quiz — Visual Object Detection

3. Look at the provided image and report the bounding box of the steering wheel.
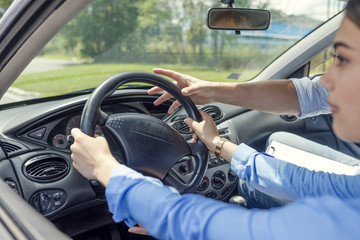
[80,71,209,193]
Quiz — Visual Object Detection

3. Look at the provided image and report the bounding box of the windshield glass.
[1,0,346,105]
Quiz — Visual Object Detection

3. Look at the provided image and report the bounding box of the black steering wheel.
[80,71,209,193]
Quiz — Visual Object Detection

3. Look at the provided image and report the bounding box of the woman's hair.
[346,0,360,28]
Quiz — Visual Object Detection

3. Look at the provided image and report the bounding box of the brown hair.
[346,0,360,28]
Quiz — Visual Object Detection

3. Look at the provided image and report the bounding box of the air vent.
[201,105,223,121]
[170,114,187,122]
[172,120,190,133]
[23,154,70,183]
[171,105,223,133]
[171,114,190,133]
[2,142,22,153]
[0,139,28,157]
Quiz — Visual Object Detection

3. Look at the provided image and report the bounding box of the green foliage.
[14,62,244,96]
[60,0,137,59]
[39,0,292,74]
[0,0,12,18]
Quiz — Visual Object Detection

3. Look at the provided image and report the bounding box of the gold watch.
[214,137,229,158]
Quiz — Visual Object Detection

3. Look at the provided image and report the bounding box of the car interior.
[0,0,356,239]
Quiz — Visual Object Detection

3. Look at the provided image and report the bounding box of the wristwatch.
[214,137,229,158]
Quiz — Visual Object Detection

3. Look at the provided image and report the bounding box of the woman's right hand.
[185,111,238,162]
[149,68,216,113]
[184,110,220,152]
[70,128,119,187]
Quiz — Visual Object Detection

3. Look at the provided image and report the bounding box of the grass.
[13,62,258,97]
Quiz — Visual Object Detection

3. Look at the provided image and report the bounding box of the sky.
[260,0,346,21]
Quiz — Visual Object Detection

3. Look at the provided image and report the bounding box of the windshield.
[1,0,346,105]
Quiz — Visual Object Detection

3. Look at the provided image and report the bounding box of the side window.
[309,45,335,77]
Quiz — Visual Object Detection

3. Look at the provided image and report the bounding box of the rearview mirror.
[207,8,270,30]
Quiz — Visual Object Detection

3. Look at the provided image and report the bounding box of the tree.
[62,0,137,60]
[0,0,13,18]
[183,0,209,56]
[132,0,171,59]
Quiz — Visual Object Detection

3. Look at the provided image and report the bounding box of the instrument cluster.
[46,104,141,149]
[50,114,104,149]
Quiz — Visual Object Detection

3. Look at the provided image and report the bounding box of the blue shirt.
[232,144,360,201]
[106,165,360,240]
[291,76,330,118]
[105,76,360,239]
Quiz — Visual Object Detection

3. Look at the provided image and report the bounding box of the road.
[1,58,80,104]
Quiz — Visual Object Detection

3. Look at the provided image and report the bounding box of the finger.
[94,134,106,141]
[168,100,181,114]
[192,133,198,143]
[71,128,83,140]
[69,143,75,153]
[128,226,150,236]
[152,68,185,82]
[147,86,164,95]
[153,92,173,106]
[184,117,195,128]
[199,109,211,120]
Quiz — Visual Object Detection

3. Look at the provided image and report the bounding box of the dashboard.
[18,100,150,151]
[0,89,244,223]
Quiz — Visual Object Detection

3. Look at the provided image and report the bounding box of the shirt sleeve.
[290,76,330,119]
[231,144,360,201]
[105,165,360,240]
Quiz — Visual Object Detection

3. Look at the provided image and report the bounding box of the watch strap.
[214,137,229,158]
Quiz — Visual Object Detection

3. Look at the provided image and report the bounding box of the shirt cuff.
[105,164,167,226]
[109,164,139,178]
[290,77,330,119]
[105,165,145,226]
[230,143,258,180]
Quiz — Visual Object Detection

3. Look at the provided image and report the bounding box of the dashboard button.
[205,191,217,199]
[221,185,232,196]
[28,127,46,140]
[228,169,237,182]
[31,189,67,215]
[197,177,209,191]
[5,180,19,195]
[211,171,226,190]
